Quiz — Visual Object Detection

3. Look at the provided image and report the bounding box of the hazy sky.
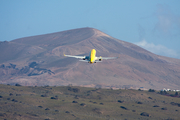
[1,0,180,59]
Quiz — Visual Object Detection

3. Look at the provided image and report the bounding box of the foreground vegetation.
[0,84,179,120]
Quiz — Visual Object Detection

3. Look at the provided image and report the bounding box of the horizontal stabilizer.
[96,56,118,60]
[79,60,89,62]
[95,60,102,62]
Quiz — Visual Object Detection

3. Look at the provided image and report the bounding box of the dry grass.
[0,84,179,120]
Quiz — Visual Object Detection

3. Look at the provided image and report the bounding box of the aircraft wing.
[96,56,118,60]
[64,54,86,59]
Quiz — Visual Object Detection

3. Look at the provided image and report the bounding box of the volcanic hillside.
[0,27,180,90]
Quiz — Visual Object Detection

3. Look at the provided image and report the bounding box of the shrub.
[72,101,78,103]
[7,98,11,100]
[148,89,155,92]
[137,101,143,104]
[38,106,43,108]
[148,97,152,99]
[80,103,86,106]
[65,111,70,113]
[68,87,80,93]
[140,112,150,117]
[160,91,167,95]
[153,105,159,107]
[12,99,18,102]
[161,107,167,110]
[120,106,128,110]
[45,108,50,110]
[117,100,124,103]
[50,97,58,100]
[16,94,21,96]
[170,102,177,105]
[15,83,21,86]
[41,95,48,97]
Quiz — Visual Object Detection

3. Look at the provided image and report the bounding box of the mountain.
[0,27,180,89]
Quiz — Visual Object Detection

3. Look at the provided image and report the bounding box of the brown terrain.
[0,27,180,90]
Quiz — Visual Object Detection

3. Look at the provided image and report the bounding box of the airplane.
[64,49,118,64]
